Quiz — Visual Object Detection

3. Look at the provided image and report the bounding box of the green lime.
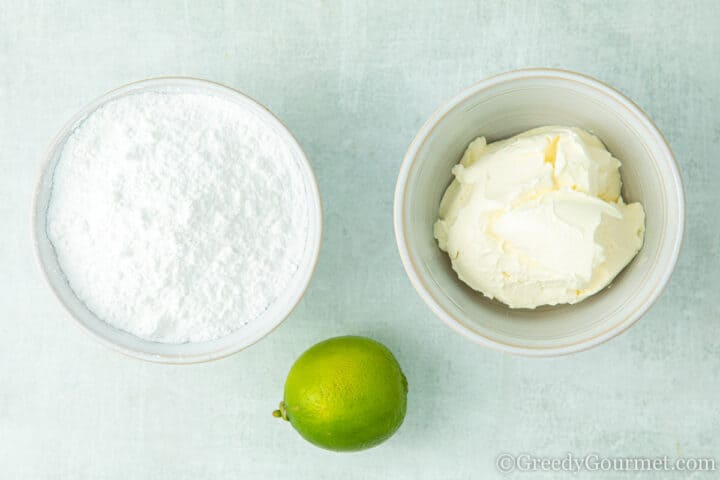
[273,336,408,452]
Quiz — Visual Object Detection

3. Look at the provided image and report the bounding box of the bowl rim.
[393,67,686,357]
[32,76,324,364]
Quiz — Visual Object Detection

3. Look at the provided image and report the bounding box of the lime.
[273,336,408,452]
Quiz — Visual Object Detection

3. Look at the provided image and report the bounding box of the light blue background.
[1,1,718,478]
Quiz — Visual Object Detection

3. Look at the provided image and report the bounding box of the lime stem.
[273,401,289,421]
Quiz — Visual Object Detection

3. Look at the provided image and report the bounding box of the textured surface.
[0,0,718,478]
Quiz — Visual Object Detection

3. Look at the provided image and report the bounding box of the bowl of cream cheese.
[393,68,685,356]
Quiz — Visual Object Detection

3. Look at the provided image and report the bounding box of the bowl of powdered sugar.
[34,78,322,363]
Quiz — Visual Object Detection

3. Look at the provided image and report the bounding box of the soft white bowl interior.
[34,78,322,363]
[397,71,684,354]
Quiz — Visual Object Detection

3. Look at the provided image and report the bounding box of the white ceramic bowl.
[394,68,685,356]
[34,78,323,364]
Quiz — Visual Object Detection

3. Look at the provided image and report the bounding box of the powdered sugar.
[46,90,310,343]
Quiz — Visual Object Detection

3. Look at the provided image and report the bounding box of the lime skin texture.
[274,336,408,452]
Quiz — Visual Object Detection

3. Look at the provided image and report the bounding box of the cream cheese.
[433,126,645,309]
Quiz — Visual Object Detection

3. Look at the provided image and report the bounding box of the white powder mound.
[47,91,310,343]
